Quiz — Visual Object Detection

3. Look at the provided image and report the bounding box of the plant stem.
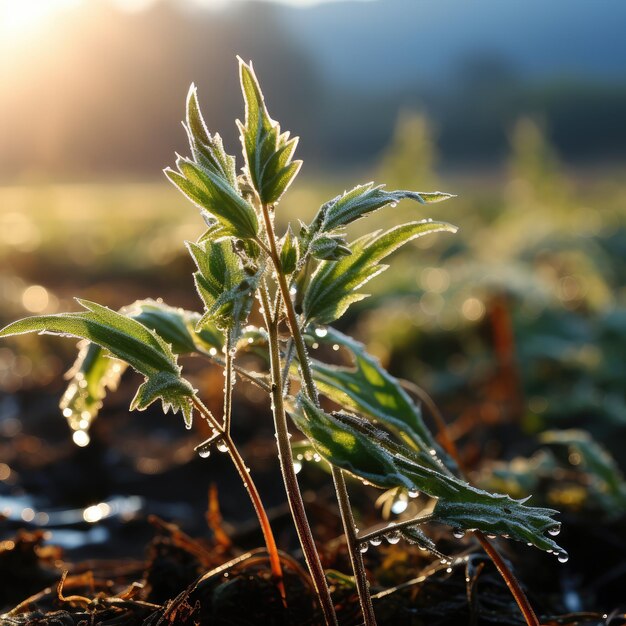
[260,203,377,626]
[259,286,338,626]
[223,329,233,434]
[190,397,286,604]
[474,531,540,626]
[356,513,435,545]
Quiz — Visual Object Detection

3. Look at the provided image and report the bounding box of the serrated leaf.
[237,59,302,204]
[165,156,258,240]
[184,84,238,189]
[187,240,258,335]
[303,220,457,324]
[289,395,563,554]
[309,326,454,469]
[0,299,195,420]
[310,182,456,234]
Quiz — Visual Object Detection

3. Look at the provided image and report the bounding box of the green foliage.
[165,156,258,240]
[290,395,563,554]
[60,342,126,433]
[237,58,302,204]
[279,226,299,274]
[1,61,569,612]
[308,327,452,468]
[541,429,626,514]
[303,220,457,324]
[0,299,196,425]
[309,182,455,235]
[188,240,259,336]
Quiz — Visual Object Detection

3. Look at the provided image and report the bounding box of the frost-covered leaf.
[310,235,351,261]
[303,220,457,324]
[165,156,258,240]
[237,59,302,204]
[309,326,454,469]
[0,299,196,421]
[184,84,238,189]
[60,342,126,434]
[188,240,259,336]
[279,226,299,274]
[309,182,456,234]
[289,395,563,554]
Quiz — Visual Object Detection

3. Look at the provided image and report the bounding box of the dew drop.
[369,537,382,547]
[216,441,229,453]
[385,531,401,545]
[452,528,465,539]
[408,490,419,498]
[198,448,211,459]
[313,453,321,463]
[557,552,569,564]
[390,202,398,208]
[486,533,497,539]
[72,430,90,447]
[314,327,328,338]
[359,543,369,553]
[446,567,452,574]
[293,460,302,474]
[548,526,561,536]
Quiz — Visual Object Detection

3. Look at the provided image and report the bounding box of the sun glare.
[0,0,81,39]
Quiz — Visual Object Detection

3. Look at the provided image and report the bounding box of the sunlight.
[0,0,81,39]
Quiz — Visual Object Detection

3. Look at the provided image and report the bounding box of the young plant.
[1,59,565,626]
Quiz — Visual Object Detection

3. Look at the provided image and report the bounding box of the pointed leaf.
[0,299,195,420]
[237,59,302,203]
[303,220,457,324]
[184,84,238,188]
[165,156,258,239]
[309,326,454,468]
[188,240,258,335]
[289,395,563,554]
[310,182,456,234]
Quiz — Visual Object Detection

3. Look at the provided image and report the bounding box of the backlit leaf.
[289,395,563,554]
[237,59,302,204]
[310,182,456,234]
[303,220,457,324]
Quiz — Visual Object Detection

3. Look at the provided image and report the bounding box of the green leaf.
[279,226,299,275]
[309,326,454,469]
[303,220,457,324]
[310,235,352,261]
[60,342,126,433]
[165,156,258,240]
[188,240,259,335]
[0,299,195,420]
[125,299,224,355]
[184,84,238,189]
[237,59,302,204]
[310,182,456,234]
[289,395,563,554]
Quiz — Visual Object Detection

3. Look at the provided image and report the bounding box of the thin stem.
[191,397,286,603]
[223,329,233,434]
[259,286,338,626]
[356,513,435,545]
[474,531,539,626]
[259,203,376,626]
